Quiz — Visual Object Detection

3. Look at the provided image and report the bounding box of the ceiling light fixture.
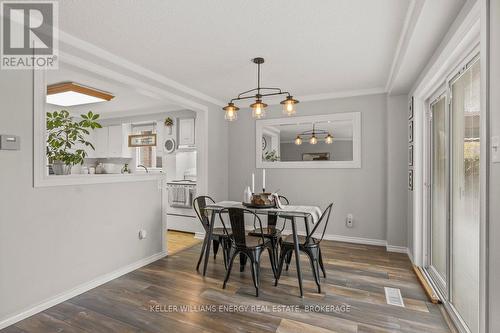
[296,124,333,145]
[222,102,239,121]
[46,82,114,107]
[325,133,333,144]
[223,57,299,121]
[309,134,318,145]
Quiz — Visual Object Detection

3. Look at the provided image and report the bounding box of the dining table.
[203,200,322,297]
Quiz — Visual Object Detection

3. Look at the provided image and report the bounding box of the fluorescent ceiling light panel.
[46,82,114,107]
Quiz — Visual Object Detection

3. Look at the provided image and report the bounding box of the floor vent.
[384,287,405,307]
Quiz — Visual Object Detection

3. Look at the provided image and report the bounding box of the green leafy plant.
[46,110,102,167]
[263,149,280,162]
[164,117,174,127]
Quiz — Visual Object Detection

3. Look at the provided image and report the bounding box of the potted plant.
[46,110,102,175]
[164,117,174,135]
[263,149,280,162]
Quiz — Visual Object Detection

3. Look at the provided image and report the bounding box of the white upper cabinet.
[108,124,132,158]
[178,118,195,147]
[92,127,109,158]
[87,124,131,158]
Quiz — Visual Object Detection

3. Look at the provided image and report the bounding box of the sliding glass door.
[426,55,480,333]
[429,95,448,294]
[450,58,480,333]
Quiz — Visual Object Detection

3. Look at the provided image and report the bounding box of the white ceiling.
[46,63,183,116]
[56,0,468,105]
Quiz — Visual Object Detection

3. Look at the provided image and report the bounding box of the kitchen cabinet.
[92,127,108,158]
[86,124,131,158]
[108,124,132,158]
[178,118,195,147]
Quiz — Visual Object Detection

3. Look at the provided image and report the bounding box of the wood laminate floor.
[166,230,201,254]
[2,241,455,333]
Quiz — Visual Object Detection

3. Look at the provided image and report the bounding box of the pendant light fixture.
[325,133,333,144]
[223,57,299,121]
[222,102,239,121]
[295,124,333,145]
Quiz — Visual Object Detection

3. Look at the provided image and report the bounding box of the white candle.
[252,173,255,193]
[262,169,266,192]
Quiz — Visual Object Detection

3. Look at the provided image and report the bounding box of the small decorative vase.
[243,186,252,203]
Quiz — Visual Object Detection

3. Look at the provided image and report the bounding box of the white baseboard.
[322,234,387,246]
[280,229,387,247]
[385,245,409,254]
[0,251,167,330]
[194,230,409,256]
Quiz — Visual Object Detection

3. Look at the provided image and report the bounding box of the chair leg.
[223,249,238,289]
[213,239,220,260]
[249,251,261,297]
[306,248,321,293]
[285,250,293,271]
[196,232,209,271]
[267,246,277,279]
[318,247,326,278]
[221,239,228,269]
[239,252,247,272]
[275,247,289,286]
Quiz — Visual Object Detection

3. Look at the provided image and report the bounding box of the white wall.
[228,94,407,244]
[0,70,229,326]
[0,70,163,322]
[386,95,410,247]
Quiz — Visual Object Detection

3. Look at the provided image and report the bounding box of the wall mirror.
[256,112,361,168]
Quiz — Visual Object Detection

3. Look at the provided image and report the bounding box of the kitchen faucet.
[137,165,149,173]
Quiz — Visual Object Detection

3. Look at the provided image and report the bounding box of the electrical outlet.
[346,214,354,228]
[139,230,147,240]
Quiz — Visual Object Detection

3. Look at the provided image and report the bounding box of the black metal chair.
[219,208,276,297]
[275,203,333,293]
[193,196,231,271]
[248,195,290,267]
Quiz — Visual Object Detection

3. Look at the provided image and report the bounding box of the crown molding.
[297,87,386,103]
[385,0,426,93]
[58,31,226,107]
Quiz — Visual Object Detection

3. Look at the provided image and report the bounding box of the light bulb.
[223,102,239,121]
[225,109,237,121]
[281,96,299,116]
[309,135,317,145]
[294,135,302,145]
[325,134,333,144]
[251,100,267,119]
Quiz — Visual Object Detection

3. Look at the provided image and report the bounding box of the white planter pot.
[52,161,71,175]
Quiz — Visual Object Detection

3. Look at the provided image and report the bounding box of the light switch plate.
[0,135,20,150]
[492,136,500,163]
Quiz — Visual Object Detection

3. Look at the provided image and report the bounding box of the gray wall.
[280,141,353,161]
[0,70,228,324]
[386,95,410,247]
[488,1,499,331]
[228,94,407,243]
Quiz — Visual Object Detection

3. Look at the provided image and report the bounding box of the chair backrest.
[219,208,265,248]
[193,196,215,232]
[278,195,290,205]
[305,203,333,244]
[265,195,290,229]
